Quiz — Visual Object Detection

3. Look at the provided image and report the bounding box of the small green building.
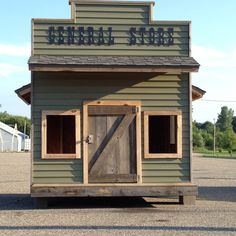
[19,0,201,206]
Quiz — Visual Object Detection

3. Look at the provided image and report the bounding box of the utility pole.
[213,119,216,157]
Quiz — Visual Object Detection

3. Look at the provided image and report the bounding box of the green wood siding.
[32,72,190,184]
[32,2,190,56]
[74,4,150,24]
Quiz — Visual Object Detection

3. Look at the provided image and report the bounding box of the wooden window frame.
[144,111,182,159]
[41,110,80,159]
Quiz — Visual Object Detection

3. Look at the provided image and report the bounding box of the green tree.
[232,116,236,133]
[216,106,234,132]
[200,121,214,134]
[194,121,202,130]
[0,111,31,136]
[221,128,236,153]
[192,122,204,148]
[201,130,213,149]
[193,107,236,152]
[216,131,224,149]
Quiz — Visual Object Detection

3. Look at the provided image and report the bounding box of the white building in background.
[0,121,30,152]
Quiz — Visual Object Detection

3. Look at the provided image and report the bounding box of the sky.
[0,0,236,123]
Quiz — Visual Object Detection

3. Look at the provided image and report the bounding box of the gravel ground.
[0,152,235,236]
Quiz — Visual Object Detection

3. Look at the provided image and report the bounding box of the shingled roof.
[28,56,200,73]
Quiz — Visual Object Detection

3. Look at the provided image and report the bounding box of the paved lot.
[0,152,235,236]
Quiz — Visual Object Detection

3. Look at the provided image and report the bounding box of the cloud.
[192,44,236,122]
[0,44,30,57]
[192,44,236,68]
[0,63,27,77]
[232,48,236,64]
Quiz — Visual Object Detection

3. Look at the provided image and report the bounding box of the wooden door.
[87,105,137,183]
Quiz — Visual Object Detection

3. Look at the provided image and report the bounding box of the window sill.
[144,153,182,159]
[42,154,79,159]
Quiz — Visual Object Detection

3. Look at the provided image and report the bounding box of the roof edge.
[0,121,24,137]
[15,84,31,105]
[192,85,206,101]
[28,55,200,73]
[69,0,155,6]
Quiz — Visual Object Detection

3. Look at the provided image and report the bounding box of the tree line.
[193,106,236,153]
[0,111,31,136]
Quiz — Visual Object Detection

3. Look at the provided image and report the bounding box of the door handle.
[86,135,94,144]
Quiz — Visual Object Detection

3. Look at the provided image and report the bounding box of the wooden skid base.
[179,195,196,205]
[31,184,197,200]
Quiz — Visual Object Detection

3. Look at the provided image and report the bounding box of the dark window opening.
[148,115,177,153]
[46,115,76,154]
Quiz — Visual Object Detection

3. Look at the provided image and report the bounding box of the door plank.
[89,113,136,175]
[88,116,96,162]
[118,120,130,174]
[88,115,121,173]
[88,105,136,115]
[88,116,107,164]
[129,119,137,174]
[105,116,122,175]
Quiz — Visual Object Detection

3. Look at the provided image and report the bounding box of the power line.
[200,99,236,103]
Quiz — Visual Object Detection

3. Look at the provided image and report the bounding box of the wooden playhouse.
[18,0,201,206]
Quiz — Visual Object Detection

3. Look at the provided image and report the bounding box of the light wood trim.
[145,153,182,158]
[177,112,183,158]
[29,66,199,73]
[189,75,193,182]
[83,100,142,184]
[83,104,88,184]
[33,19,190,26]
[144,111,181,116]
[189,21,193,182]
[76,114,80,159]
[31,20,34,56]
[144,110,182,159]
[42,112,47,159]
[149,2,153,24]
[150,21,191,25]
[136,104,142,184]
[41,109,80,160]
[43,154,77,159]
[32,18,74,23]
[42,110,79,116]
[70,0,155,6]
[189,21,192,57]
[70,0,76,22]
